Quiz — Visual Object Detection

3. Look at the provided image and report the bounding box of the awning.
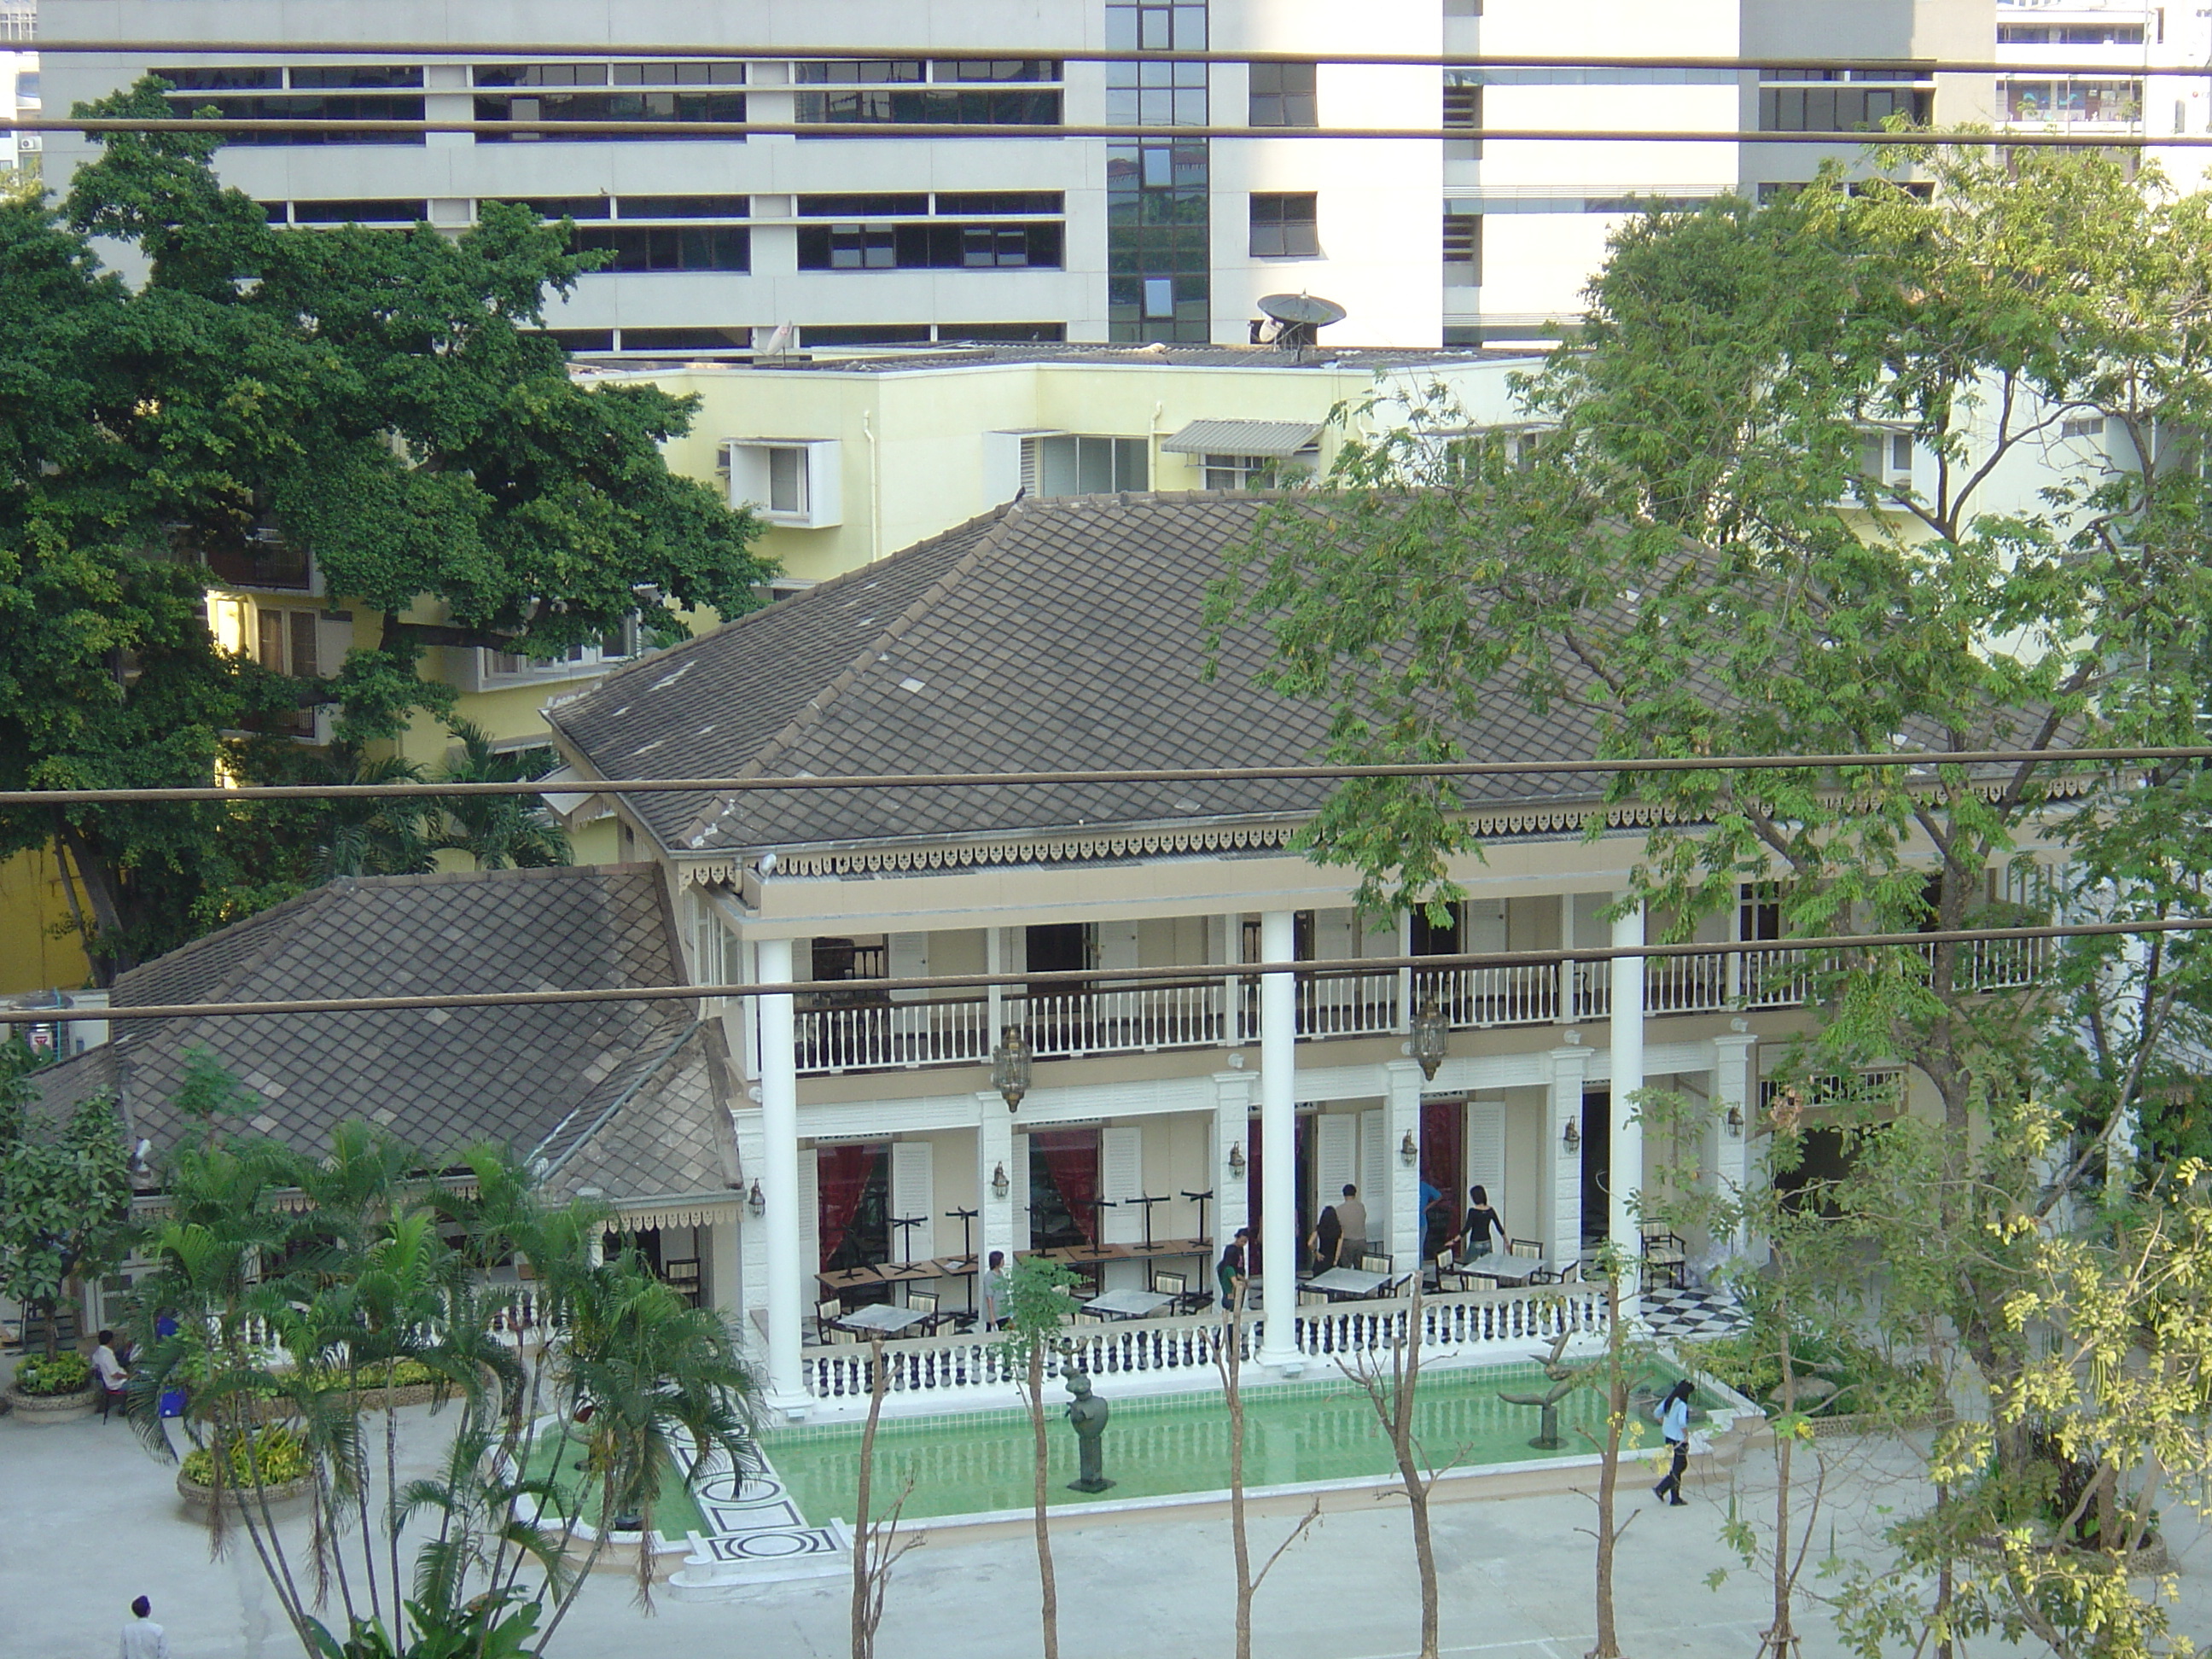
[536,765,612,825]
[1160,419,1324,457]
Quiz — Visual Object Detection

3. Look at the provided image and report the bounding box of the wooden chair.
[1153,1269,1206,1315]
[1641,1229,1689,1290]
[1297,1289,1330,1308]
[813,1297,844,1344]
[1359,1254,1392,1275]
[1507,1238,1543,1260]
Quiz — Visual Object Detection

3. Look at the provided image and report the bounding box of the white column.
[756,936,808,1415]
[1213,1070,1253,1250]
[977,1091,1017,1273]
[1710,1030,1757,1258]
[1545,1042,1590,1262]
[1384,1060,1426,1270]
[1257,909,1301,1369]
[1608,896,1646,1266]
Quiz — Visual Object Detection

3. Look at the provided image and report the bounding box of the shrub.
[12,1351,93,1396]
[180,1423,311,1489]
[301,1357,439,1394]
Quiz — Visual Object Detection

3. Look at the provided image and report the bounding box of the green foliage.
[1000,1253,1079,1345]
[12,1348,92,1395]
[0,79,767,981]
[0,1080,137,1358]
[181,1423,311,1487]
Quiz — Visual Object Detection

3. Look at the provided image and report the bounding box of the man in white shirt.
[120,1595,171,1659]
[1333,1185,1369,1266]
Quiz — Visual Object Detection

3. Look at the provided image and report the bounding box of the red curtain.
[817,1144,879,1268]
[1034,1131,1100,1246]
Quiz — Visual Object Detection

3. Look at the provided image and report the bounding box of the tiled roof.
[28,864,739,1208]
[549,492,1616,858]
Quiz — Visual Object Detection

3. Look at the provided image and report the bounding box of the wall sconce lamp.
[1409,999,1449,1080]
[1563,1115,1582,1151]
[1399,1131,1420,1168]
[747,1179,765,1219]
[991,1161,1011,1201]
[991,1025,1033,1113]
[1725,1103,1744,1137]
[1227,1141,1247,1175]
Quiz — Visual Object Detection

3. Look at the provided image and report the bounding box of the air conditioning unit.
[719,439,842,528]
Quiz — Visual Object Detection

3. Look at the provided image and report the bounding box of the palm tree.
[428,721,570,871]
[538,1249,760,1630]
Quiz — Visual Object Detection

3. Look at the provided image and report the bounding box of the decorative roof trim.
[615,1200,740,1231]
[669,768,2104,885]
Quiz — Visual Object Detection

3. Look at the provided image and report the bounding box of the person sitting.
[90,1329,130,1420]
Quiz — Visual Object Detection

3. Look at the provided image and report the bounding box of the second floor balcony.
[785,931,2048,1077]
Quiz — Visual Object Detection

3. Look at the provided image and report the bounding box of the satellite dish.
[1256,293,1347,352]
[1259,293,1348,329]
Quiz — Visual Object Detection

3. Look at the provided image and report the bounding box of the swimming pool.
[767,1362,1699,1523]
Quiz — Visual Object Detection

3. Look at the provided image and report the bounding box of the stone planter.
[176,1468,317,1522]
[3,1383,97,1423]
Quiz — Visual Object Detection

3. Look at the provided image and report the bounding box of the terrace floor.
[4,1350,2205,1659]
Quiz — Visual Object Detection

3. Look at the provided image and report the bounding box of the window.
[1999,24,2145,45]
[1202,451,1316,490]
[573,224,750,271]
[794,88,1062,125]
[721,439,843,527]
[1249,61,1317,127]
[1104,2,1209,51]
[474,62,746,86]
[1027,435,1148,497]
[474,89,746,142]
[935,191,1063,216]
[795,221,1062,271]
[2059,415,2107,439]
[619,195,751,218]
[795,60,925,84]
[480,618,643,684]
[1105,58,1210,125]
[1250,192,1319,258]
[799,193,930,217]
[619,326,753,352]
[288,199,428,224]
[1443,80,1481,160]
[1443,212,1481,286]
[2002,80,2141,124]
[1759,73,1932,133]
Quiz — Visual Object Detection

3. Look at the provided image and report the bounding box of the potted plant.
[4,1349,97,1422]
[176,1423,317,1520]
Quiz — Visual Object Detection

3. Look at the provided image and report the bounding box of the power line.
[19,42,2203,76]
[0,744,2180,806]
[1,917,2192,1027]
[9,116,2200,148]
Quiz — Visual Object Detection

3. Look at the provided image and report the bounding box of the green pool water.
[770,1364,1702,1523]
[521,1431,707,1543]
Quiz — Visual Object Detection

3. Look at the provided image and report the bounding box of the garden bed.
[3,1382,96,1423]
[177,1469,317,1521]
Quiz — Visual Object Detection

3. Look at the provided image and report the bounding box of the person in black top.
[1462,1185,1506,1259]
[1217,1227,1250,1311]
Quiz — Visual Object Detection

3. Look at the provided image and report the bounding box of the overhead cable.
[0,744,2187,806]
[4,917,2202,1026]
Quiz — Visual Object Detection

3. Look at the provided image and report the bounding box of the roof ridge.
[666,501,1027,848]
[547,504,1019,740]
[111,882,336,1017]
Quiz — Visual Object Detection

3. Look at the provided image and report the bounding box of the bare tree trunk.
[851,1336,887,1659]
[1224,1303,1254,1659]
[1027,1342,1059,1659]
[1587,1268,1628,1659]
[1763,1319,1797,1657]
[52,818,129,984]
[1393,1300,1440,1659]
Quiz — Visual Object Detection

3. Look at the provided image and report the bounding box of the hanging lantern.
[1410,999,1449,1081]
[991,1025,1033,1112]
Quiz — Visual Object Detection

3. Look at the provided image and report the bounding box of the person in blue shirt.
[1652,1378,1695,1505]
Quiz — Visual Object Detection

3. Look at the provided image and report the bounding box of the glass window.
[1034,435,1148,496]
[1249,193,1319,258]
[1249,61,1317,127]
[474,90,747,142]
[766,448,808,515]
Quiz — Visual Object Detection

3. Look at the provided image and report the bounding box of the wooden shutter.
[1464,1100,1505,1206]
[1464,899,1507,953]
[1313,908,1356,965]
[1359,1109,1387,1198]
[1095,921,1139,973]
[891,1140,934,1262]
[1315,1112,1357,1212]
[1100,1126,1143,1244]
[797,1146,821,1277]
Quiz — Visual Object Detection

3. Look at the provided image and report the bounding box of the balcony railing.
[786,937,2047,1076]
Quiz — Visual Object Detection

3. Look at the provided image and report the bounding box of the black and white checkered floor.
[1639,1285,1749,1342]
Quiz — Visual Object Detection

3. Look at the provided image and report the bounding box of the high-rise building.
[41,3,2014,352]
[2,1,35,181]
[1994,0,2212,189]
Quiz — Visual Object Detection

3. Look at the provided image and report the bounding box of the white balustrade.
[1295,970,1400,1039]
[1414,963,1559,1028]
[1009,981,1229,1060]
[796,997,993,1074]
[796,1282,1608,1405]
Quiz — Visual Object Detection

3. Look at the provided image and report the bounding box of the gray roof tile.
[31,864,737,1208]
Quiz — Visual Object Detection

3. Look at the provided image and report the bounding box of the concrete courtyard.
[3,1384,2203,1659]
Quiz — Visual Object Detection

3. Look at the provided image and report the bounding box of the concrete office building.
[43,2,2000,352]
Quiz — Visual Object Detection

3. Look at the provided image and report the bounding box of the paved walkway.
[3,1388,2203,1659]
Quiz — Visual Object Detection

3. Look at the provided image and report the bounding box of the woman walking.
[1652,1379,1695,1506]
[1461,1185,1505,1259]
